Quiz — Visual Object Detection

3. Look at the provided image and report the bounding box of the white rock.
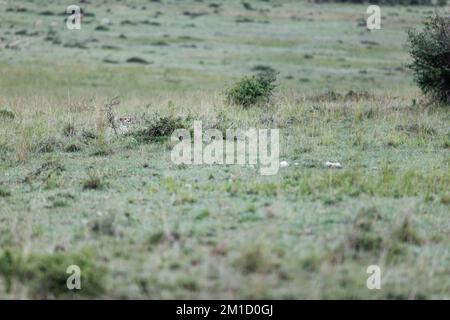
[280,161,289,168]
[325,161,342,169]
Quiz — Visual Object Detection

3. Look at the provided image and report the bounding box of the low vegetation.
[0,0,448,299]
[0,249,106,299]
[408,14,450,104]
[226,70,277,108]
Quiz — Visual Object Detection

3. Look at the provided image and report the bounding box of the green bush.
[408,14,450,103]
[0,109,15,120]
[226,71,277,108]
[129,113,188,143]
[0,187,11,197]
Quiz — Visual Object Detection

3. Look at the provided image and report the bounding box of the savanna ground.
[0,0,449,299]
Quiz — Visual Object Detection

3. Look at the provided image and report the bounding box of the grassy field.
[0,0,449,299]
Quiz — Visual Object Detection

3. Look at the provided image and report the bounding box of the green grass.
[0,0,449,299]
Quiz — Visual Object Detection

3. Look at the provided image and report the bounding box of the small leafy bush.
[129,113,188,143]
[408,14,450,104]
[0,187,11,197]
[0,109,15,121]
[226,70,277,108]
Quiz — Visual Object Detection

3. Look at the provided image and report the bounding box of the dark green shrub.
[226,71,277,108]
[0,187,11,197]
[408,14,450,103]
[129,113,188,143]
[0,109,15,120]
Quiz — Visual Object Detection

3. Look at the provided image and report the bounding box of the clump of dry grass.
[62,121,77,137]
[390,215,422,245]
[332,207,384,262]
[234,241,278,274]
[23,160,65,190]
[82,169,105,190]
[91,100,112,156]
[103,97,120,136]
[332,207,424,267]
